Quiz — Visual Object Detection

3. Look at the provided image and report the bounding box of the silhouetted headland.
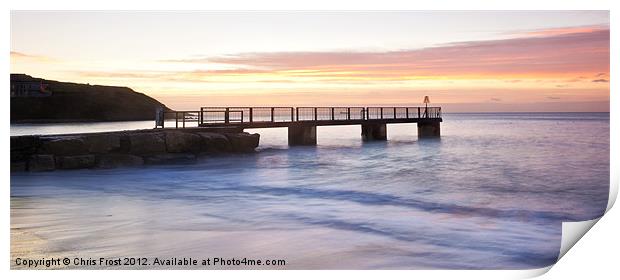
[10,74,168,123]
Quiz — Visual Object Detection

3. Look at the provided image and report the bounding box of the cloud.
[10,51,54,62]
[591,79,609,83]
[73,26,610,87]
[158,58,211,63]
[11,51,37,58]
[73,69,276,84]
[512,25,608,37]
[190,69,269,75]
[162,27,609,81]
[566,77,584,82]
[74,71,166,79]
[256,79,297,83]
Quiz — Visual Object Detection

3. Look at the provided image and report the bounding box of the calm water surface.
[10,113,610,269]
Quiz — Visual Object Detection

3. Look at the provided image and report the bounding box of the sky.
[10,11,610,112]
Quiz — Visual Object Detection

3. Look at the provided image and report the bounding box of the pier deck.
[159,106,442,145]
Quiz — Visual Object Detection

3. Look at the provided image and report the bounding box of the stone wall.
[10,128,260,172]
[417,121,441,138]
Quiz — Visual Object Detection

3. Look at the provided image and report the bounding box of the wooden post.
[271,107,275,122]
[291,107,294,122]
[393,107,397,119]
[224,108,230,124]
[182,112,186,128]
[380,108,383,119]
[314,107,318,121]
[331,107,335,120]
[199,108,203,125]
[347,108,351,120]
[296,107,299,121]
[249,108,253,123]
[155,107,164,128]
[175,112,179,128]
[418,107,421,118]
[406,107,409,119]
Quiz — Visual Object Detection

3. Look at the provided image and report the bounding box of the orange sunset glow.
[10,11,609,111]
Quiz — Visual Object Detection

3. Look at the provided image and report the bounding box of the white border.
[3,0,615,10]
[3,1,616,280]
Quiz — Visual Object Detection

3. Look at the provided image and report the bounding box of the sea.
[10,113,610,269]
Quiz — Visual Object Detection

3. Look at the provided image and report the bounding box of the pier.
[160,106,442,145]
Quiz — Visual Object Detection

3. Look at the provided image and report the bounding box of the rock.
[128,133,166,154]
[96,154,144,169]
[12,130,261,171]
[56,155,96,169]
[11,152,28,163]
[118,135,131,153]
[11,161,27,172]
[206,127,244,133]
[225,132,260,152]
[28,154,55,172]
[144,153,196,165]
[165,131,203,153]
[11,148,31,163]
[11,136,40,169]
[197,132,232,152]
[39,136,88,156]
[11,136,39,154]
[84,134,121,153]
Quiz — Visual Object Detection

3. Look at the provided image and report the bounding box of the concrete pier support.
[417,121,441,138]
[288,124,317,146]
[361,123,387,141]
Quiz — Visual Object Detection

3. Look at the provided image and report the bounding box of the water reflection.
[11,113,609,269]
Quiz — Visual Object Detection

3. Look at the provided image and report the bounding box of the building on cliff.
[10,73,52,97]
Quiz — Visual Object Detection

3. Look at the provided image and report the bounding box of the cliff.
[10,74,169,123]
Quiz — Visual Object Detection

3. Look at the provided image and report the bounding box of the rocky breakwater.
[10,128,260,172]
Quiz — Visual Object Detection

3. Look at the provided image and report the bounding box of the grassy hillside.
[11,74,170,122]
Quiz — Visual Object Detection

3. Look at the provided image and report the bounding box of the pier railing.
[159,106,441,128]
[163,110,201,128]
[196,106,441,125]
